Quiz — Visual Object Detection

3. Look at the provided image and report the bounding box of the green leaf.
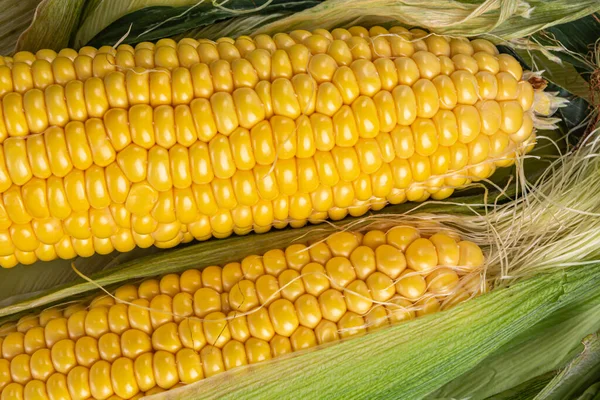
[252,0,600,41]
[432,292,600,399]
[0,0,41,55]
[14,0,86,53]
[488,373,556,400]
[577,382,600,400]
[75,0,217,49]
[84,0,321,48]
[534,333,600,400]
[173,12,299,42]
[533,13,600,79]
[516,49,591,101]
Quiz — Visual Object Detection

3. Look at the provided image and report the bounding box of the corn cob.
[0,227,485,399]
[0,27,538,268]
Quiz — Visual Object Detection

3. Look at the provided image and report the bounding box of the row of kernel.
[0,122,534,239]
[0,91,530,195]
[0,178,420,258]
[0,178,493,268]
[0,26,505,79]
[0,53,529,146]
[0,36,524,120]
[0,131,531,248]
[0,137,504,231]
[0,62,526,142]
[1,48,529,117]
[0,46,527,115]
[0,177,509,268]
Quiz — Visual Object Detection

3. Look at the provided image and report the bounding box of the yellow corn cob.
[0,27,537,268]
[0,227,485,400]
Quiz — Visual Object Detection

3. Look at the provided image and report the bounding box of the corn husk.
[9,0,600,53]
[0,0,41,54]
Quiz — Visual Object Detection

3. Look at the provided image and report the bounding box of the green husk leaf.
[432,293,600,399]
[534,333,600,400]
[488,373,556,400]
[14,0,86,53]
[0,0,40,55]
[84,0,321,49]
[577,382,600,400]
[84,0,600,49]
[150,263,600,399]
[517,49,591,101]
[533,13,600,79]
[75,0,200,49]
[253,0,600,41]
[173,12,295,42]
